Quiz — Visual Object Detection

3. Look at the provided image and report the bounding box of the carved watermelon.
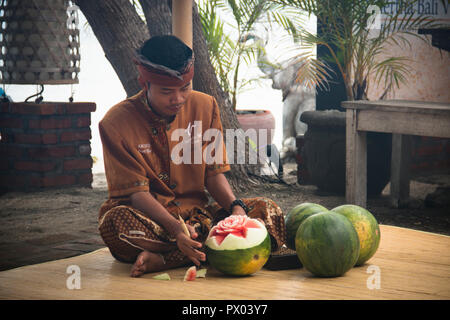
[295,211,360,277]
[205,215,271,276]
[285,202,328,250]
[331,204,381,266]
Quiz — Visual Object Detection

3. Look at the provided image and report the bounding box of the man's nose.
[171,91,184,104]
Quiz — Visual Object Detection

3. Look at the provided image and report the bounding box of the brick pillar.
[295,134,311,185]
[410,136,450,174]
[0,101,96,193]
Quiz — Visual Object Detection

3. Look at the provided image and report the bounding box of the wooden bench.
[342,100,450,208]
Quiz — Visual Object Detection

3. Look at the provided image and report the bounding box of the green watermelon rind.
[285,203,328,250]
[295,211,360,277]
[331,204,381,266]
[205,233,271,276]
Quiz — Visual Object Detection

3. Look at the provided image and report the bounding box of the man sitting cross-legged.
[98,35,286,277]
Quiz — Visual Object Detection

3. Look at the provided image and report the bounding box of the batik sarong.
[98,197,286,264]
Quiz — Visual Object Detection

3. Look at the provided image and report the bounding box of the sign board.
[378,0,450,25]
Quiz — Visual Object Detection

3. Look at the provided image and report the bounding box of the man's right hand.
[130,191,206,266]
[175,230,205,267]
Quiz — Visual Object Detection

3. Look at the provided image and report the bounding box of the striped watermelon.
[331,204,380,266]
[205,215,271,276]
[285,202,328,250]
[295,211,360,277]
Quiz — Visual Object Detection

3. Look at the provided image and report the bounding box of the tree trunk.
[139,0,172,37]
[76,0,254,191]
[75,0,148,97]
[190,2,253,190]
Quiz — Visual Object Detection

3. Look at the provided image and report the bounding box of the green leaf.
[198,0,307,107]
[272,0,439,100]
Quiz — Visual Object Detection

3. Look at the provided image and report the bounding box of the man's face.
[146,82,192,118]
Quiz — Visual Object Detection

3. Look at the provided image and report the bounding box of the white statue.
[247,34,316,160]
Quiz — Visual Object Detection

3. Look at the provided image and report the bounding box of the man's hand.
[175,223,205,266]
[130,191,205,265]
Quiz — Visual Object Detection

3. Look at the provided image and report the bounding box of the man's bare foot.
[130,250,165,277]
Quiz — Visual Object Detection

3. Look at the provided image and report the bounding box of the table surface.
[0,225,449,300]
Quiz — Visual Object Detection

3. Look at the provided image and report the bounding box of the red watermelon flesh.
[183,266,197,281]
[209,215,260,246]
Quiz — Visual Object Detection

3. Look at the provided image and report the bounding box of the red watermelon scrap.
[183,266,197,281]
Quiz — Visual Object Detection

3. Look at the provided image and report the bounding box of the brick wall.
[0,101,96,193]
[410,136,450,175]
[295,135,311,184]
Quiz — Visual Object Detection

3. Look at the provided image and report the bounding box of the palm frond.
[290,51,333,92]
[373,56,412,94]
[199,0,310,108]
[272,0,439,101]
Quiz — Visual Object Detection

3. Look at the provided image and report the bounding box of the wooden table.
[341,100,450,208]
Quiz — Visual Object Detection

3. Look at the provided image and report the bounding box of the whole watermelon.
[295,211,360,277]
[285,202,328,250]
[331,204,380,266]
[205,215,271,276]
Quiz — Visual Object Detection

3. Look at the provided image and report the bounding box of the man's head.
[135,35,194,118]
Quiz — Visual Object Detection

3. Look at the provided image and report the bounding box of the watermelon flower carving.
[205,215,271,276]
[209,215,261,246]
